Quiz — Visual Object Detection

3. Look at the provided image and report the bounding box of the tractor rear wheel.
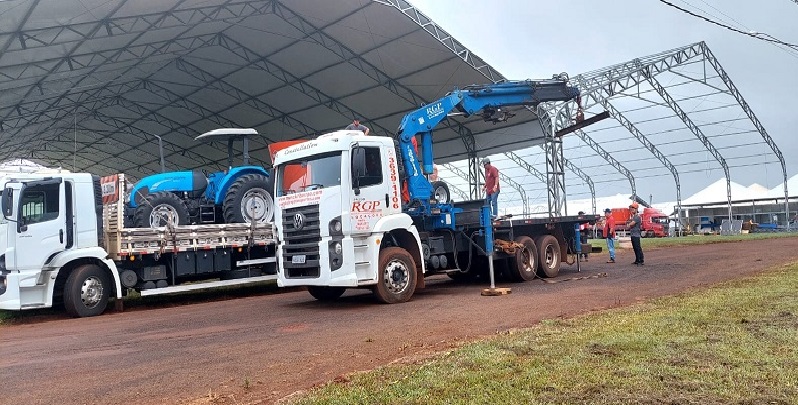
[133,191,190,228]
[223,174,275,224]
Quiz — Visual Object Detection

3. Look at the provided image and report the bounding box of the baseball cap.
[629,202,639,209]
[604,208,611,213]
[482,158,490,165]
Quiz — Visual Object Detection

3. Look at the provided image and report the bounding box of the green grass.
[589,230,798,250]
[291,261,798,404]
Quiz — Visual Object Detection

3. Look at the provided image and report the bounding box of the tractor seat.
[189,170,209,198]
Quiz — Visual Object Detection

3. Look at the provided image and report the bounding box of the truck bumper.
[0,271,51,311]
[278,236,373,288]
[0,272,22,310]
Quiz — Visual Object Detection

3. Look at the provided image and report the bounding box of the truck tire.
[534,235,561,278]
[307,286,346,301]
[133,191,190,228]
[63,264,110,318]
[223,174,275,224]
[431,181,451,204]
[506,236,538,282]
[373,247,417,304]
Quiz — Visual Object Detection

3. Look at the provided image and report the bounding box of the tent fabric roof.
[0,0,543,181]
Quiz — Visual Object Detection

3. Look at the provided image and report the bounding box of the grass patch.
[0,310,14,324]
[589,231,798,250]
[290,262,798,404]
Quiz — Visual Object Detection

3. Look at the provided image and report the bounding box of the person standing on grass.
[603,208,616,263]
[627,202,644,265]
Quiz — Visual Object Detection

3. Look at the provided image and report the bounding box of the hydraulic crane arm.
[396,78,583,206]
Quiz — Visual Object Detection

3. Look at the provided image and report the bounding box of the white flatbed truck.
[0,172,276,317]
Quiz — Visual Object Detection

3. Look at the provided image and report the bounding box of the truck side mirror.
[352,147,366,194]
[1,187,12,218]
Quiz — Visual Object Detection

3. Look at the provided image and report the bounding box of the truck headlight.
[329,216,343,236]
[328,240,343,271]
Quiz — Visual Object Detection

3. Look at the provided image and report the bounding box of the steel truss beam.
[562,155,596,216]
[698,42,789,225]
[499,172,529,216]
[504,151,546,184]
[440,163,479,202]
[566,41,784,224]
[643,71,732,221]
[0,0,183,126]
[573,128,636,198]
[0,0,273,57]
[373,0,503,82]
[273,0,485,196]
[588,96,684,225]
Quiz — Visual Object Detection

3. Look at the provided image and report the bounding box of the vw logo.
[293,213,305,230]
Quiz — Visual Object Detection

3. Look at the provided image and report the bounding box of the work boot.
[607,259,615,263]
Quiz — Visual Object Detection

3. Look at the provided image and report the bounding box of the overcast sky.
[410,0,797,205]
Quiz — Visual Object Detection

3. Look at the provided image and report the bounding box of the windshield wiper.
[301,183,325,191]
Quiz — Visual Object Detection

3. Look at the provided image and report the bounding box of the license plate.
[291,255,306,264]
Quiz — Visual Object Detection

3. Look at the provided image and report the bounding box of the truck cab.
[0,172,121,316]
[273,131,424,303]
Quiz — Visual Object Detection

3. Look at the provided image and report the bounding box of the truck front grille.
[281,205,321,278]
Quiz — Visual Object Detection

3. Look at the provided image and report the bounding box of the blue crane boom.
[396,78,583,213]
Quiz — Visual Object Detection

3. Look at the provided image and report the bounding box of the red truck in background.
[599,206,669,238]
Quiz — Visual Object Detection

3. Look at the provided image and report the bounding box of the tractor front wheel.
[133,191,190,228]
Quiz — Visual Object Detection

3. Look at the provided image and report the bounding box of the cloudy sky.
[410,0,797,206]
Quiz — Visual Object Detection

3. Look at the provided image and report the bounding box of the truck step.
[139,275,277,296]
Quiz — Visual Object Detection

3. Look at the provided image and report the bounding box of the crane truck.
[272,78,604,303]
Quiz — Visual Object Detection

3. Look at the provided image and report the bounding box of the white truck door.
[13,178,66,272]
[349,144,391,233]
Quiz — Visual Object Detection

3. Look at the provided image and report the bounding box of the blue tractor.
[128,128,274,228]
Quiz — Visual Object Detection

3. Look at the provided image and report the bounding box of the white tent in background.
[682,178,756,205]
[0,159,68,174]
[767,174,798,198]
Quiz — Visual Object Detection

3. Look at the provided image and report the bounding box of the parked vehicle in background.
[599,206,669,238]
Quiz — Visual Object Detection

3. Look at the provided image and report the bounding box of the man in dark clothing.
[482,158,500,219]
[626,202,644,265]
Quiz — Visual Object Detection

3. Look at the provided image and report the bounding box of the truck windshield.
[276,152,342,196]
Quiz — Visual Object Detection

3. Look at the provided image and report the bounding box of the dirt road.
[1,238,796,405]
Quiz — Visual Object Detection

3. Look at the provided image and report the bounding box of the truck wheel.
[307,286,346,301]
[223,174,275,224]
[534,235,561,278]
[64,264,110,318]
[506,236,538,282]
[431,181,451,204]
[133,191,190,228]
[373,247,417,304]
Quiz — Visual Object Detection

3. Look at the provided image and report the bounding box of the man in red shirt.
[603,208,616,263]
[482,158,500,219]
